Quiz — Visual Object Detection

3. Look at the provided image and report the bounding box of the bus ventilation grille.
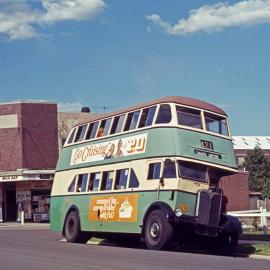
[195,190,221,237]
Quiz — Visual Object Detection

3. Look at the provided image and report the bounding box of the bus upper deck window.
[139,106,157,128]
[100,118,112,137]
[67,128,76,144]
[74,125,88,142]
[162,159,176,178]
[204,113,229,136]
[85,122,99,140]
[177,106,202,129]
[147,162,161,180]
[110,115,126,135]
[155,104,172,124]
[124,110,140,131]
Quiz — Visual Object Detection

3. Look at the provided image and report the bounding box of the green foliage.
[243,146,270,198]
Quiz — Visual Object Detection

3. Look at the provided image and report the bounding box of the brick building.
[221,171,249,211]
[0,102,101,222]
[219,137,270,212]
[0,102,58,222]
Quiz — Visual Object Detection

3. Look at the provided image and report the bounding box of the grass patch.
[238,243,270,256]
[252,244,270,256]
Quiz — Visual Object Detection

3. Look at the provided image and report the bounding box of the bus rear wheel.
[64,211,90,244]
[144,209,173,250]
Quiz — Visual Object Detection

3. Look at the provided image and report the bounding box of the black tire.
[144,209,173,250]
[64,211,90,244]
[215,233,239,255]
[224,233,239,255]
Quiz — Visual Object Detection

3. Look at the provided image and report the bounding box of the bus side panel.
[56,128,237,172]
[50,196,65,232]
[82,190,197,234]
[50,190,197,234]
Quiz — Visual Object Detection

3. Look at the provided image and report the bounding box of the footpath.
[0,222,50,230]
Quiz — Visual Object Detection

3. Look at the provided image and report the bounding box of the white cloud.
[0,0,106,40]
[146,0,270,35]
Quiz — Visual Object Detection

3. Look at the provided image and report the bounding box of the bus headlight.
[174,208,183,217]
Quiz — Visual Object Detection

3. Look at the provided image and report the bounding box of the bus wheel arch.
[142,202,174,250]
[63,206,90,244]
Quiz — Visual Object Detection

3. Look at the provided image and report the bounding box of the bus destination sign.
[195,149,222,160]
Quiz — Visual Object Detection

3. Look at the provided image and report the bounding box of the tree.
[243,146,270,198]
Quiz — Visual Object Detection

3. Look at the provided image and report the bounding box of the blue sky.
[0,0,270,135]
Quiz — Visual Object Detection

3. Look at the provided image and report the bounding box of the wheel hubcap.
[150,222,160,239]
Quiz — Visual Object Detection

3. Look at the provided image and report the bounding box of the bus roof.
[81,96,227,125]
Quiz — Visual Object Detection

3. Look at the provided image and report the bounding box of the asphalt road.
[0,228,269,270]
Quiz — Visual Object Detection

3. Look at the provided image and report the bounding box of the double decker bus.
[50,96,241,252]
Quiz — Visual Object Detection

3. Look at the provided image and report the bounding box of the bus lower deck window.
[101,171,114,191]
[89,172,101,191]
[163,160,177,178]
[68,176,76,192]
[129,169,139,188]
[115,169,128,190]
[147,163,161,180]
[178,161,208,182]
[76,174,88,192]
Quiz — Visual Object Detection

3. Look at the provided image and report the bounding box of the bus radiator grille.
[195,190,221,237]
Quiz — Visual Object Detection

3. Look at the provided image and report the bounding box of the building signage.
[0,114,18,129]
[71,133,148,166]
[0,175,18,181]
[0,174,54,182]
[88,194,138,222]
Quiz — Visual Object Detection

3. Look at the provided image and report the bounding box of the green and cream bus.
[50,96,241,252]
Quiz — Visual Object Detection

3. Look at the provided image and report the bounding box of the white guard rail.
[227,207,270,227]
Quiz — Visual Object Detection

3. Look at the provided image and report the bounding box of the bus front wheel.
[64,211,90,244]
[144,209,173,250]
